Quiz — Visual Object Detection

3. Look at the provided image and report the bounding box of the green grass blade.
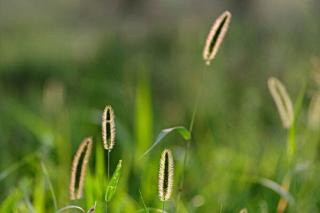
[105,160,123,202]
[138,189,149,213]
[40,161,58,210]
[287,80,307,164]
[254,177,295,205]
[141,126,191,158]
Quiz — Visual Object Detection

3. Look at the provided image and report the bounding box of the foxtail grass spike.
[268,77,294,129]
[239,208,248,213]
[70,137,93,200]
[102,105,116,151]
[158,149,174,202]
[203,10,232,65]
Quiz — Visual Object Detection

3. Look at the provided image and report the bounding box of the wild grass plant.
[0,5,319,213]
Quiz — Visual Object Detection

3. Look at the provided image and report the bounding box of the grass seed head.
[69,137,93,200]
[203,10,232,65]
[102,105,116,151]
[158,149,174,202]
[268,77,294,129]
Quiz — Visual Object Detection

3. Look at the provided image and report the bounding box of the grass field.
[1,0,320,212]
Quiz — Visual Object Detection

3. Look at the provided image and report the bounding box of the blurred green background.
[1,0,320,212]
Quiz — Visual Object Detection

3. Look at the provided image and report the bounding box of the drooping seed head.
[158,149,174,202]
[203,10,232,65]
[70,137,93,200]
[102,105,116,151]
[268,77,294,129]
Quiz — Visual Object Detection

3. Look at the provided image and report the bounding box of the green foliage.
[105,160,123,202]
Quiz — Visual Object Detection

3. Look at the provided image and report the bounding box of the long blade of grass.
[254,177,295,204]
[40,161,58,210]
[55,205,86,213]
[105,160,123,202]
[139,189,149,213]
[287,80,307,164]
[141,126,191,158]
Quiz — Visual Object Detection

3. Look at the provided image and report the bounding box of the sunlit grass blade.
[105,160,123,202]
[55,205,86,213]
[253,176,295,205]
[141,126,191,158]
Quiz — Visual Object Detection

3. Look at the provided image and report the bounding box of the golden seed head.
[268,77,294,129]
[203,10,232,65]
[70,137,93,200]
[158,149,174,202]
[102,105,116,151]
[239,208,248,213]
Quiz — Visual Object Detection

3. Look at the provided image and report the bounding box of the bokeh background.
[1,0,320,212]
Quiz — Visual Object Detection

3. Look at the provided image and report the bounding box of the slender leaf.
[55,205,85,213]
[141,126,191,158]
[254,177,295,204]
[105,160,123,202]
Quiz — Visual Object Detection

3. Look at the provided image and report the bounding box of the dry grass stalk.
[203,10,232,65]
[276,175,291,213]
[69,137,93,200]
[311,57,320,85]
[268,77,294,129]
[158,149,174,202]
[102,105,116,151]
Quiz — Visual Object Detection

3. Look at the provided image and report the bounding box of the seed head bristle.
[268,77,294,129]
[102,105,116,151]
[70,137,93,200]
[158,149,174,202]
[203,10,232,65]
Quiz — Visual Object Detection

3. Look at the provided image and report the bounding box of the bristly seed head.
[158,149,174,202]
[102,105,116,151]
[239,208,248,213]
[70,137,93,200]
[268,77,294,129]
[203,10,232,65]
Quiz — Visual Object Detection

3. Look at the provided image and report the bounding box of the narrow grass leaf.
[55,205,85,213]
[255,177,295,205]
[139,189,149,213]
[287,80,306,164]
[41,161,58,210]
[105,160,123,202]
[141,126,191,158]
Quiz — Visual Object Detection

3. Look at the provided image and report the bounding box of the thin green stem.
[106,150,110,213]
[162,201,165,213]
[176,66,208,212]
